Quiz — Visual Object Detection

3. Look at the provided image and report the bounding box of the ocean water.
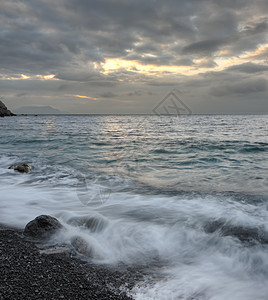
[0,114,267,299]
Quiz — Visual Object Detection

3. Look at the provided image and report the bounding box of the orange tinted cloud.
[74,95,99,100]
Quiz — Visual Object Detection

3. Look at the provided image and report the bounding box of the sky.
[0,0,268,114]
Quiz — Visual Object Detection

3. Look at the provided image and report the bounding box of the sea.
[0,114,267,300]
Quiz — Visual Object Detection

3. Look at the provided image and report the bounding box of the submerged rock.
[67,215,108,232]
[24,215,63,239]
[0,99,16,117]
[204,219,268,244]
[9,163,31,173]
[71,236,94,258]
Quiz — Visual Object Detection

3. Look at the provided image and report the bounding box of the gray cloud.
[99,92,117,98]
[1,0,267,71]
[241,19,268,36]
[181,39,227,56]
[0,0,267,114]
[210,78,267,96]
[226,62,268,73]
[15,92,28,97]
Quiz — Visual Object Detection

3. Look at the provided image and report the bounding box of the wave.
[204,218,268,244]
[1,115,268,299]
[1,170,268,298]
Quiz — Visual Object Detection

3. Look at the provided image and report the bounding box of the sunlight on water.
[0,115,267,299]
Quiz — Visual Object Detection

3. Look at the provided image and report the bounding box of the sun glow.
[74,95,99,100]
[19,74,56,80]
[43,74,56,80]
[215,43,268,69]
[244,44,268,59]
[21,74,31,79]
[101,43,268,78]
[101,58,193,76]
[36,74,56,80]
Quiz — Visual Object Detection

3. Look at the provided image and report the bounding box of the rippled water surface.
[0,115,268,299]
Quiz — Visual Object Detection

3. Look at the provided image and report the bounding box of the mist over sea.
[0,114,268,299]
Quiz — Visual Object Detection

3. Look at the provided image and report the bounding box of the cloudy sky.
[1,0,268,114]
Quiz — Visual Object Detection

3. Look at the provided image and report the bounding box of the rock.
[9,163,31,173]
[39,246,71,255]
[24,215,63,239]
[71,236,94,257]
[0,99,16,117]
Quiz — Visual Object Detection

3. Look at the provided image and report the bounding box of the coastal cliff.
[0,100,16,117]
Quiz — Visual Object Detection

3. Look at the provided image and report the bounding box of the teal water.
[0,115,268,299]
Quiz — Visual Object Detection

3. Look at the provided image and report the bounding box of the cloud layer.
[0,0,267,113]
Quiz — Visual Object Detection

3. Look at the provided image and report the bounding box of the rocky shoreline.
[0,100,16,117]
[0,224,141,300]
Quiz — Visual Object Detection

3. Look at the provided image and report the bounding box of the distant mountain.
[14,106,64,115]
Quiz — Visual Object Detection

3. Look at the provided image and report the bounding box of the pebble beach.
[0,225,136,300]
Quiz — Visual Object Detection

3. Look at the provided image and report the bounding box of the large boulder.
[9,163,31,173]
[24,215,63,239]
[0,100,16,117]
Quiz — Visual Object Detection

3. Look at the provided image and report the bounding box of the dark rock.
[0,99,16,117]
[24,215,63,239]
[9,163,31,173]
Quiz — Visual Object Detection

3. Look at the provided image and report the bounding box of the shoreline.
[0,224,137,300]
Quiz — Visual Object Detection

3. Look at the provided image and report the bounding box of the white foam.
[1,173,268,299]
